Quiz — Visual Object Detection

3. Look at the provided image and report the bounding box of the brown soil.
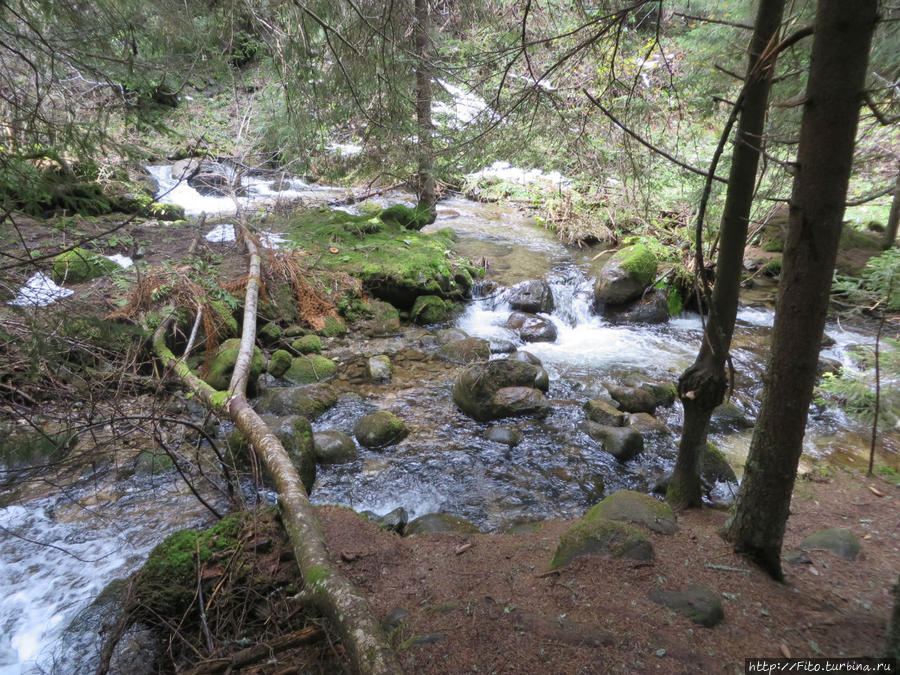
[267,468,899,674]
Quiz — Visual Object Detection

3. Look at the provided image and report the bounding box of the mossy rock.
[267,349,292,378]
[583,399,625,426]
[256,383,337,419]
[452,359,550,422]
[258,322,283,343]
[411,295,453,324]
[379,203,432,231]
[268,415,316,495]
[0,429,73,471]
[551,518,653,568]
[319,316,347,337]
[206,298,239,338]
[292,334,322,354]
[133,449,175,476]
[368,355,392,382]
[437,337,491,364]
[134,514,245,618]
[607,385,657,414]
[283,354,336,384]
[51,247,119,283]
[584,490,677,534]
[592,244,658,307]
[313,430,358,465]
[800,528,861,560]
[406,513,480,535]
[641,382,677,408]
[354,411,408,449]
[260,283,300,325]
[581,423,644,462]
[343,299,401,336]
[700,442,737,484]
[204,338,263,392]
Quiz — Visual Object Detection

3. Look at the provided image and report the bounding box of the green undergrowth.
[282,208,480,309]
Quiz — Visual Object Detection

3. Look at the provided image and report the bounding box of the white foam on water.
[205,223,236,243]
[105,254,133,268]
[326,142,363,156]
[434,79,490,127]
[7,273,74,307]
[259,231,290,249]
[465,161,570,189]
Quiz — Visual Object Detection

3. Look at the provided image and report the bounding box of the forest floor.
[227,467,899,675]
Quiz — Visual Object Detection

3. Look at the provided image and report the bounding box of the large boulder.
[505,312,558,343]
[592,244,658,308]
[604,290,669,324]
[452,360,550,422]
[551,518,653,568]
[283,354,337,384]
[584,490,677,535]
[52,247,120,284]
[648,586,724,628]
[354,411,408,449]
[583,399,626,426]
[406,513,480,535]
[700,442,737,485]
[411,295,453,324]
[506,280,554,314]
[800,528,861,560]
[607,385,657,414]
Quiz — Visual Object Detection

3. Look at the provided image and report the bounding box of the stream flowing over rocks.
[0,172,884,673]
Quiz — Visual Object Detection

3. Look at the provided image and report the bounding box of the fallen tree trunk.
[152,227,399,675]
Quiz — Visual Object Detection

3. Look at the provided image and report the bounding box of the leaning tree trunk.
[668,0,785,508]
[723,0,877,581]
[414,0,437,224]
[154,228,399,674]
[883,167,899,250]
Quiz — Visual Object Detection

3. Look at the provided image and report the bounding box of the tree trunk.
[414,0,437,224]
[153,230,400,675]
[883,167,899,249]
[723,0,877,581]
[668,0,785,508]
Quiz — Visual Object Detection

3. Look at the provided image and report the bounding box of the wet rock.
[508,350,543,366]
[411,295,453,324]
[313,430,358,465]
[255,383,337,420]
[283,354,337,384]
[648,586,724,628]
[368,355,392,383]
[700,442,737,484]
[109,624,163,674]
[584,489,677,535]
[583,399,626,426]
[406,512,480,535]
[506,280,555,314]
[452,359,550,422]
[551,518,653,568]
[491,387,550,419]
[626,412,672,436]
[489,339,518,354]
[484,425,522,447]
[582,423,644,462]
[354,411,408,449]
[267,349,292,378]
[292,334,322,354]
[604,290,670,324]
[710,401,753,432]
[204,338,263,394]
[607,385,656,414]
[641,381,678,408]
[505,311,558,343]
[362,507,408,534]
[355,299,401,336]
[436,327,468,344]
[800,528,861,560]
[437,337,491,364]
[817,356,843,379]
[592,244,658,308]
[820,333,836,348]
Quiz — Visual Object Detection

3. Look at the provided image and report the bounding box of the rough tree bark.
[723,0,878,580]
[153,229,400,674]
[414,0,437,224]
[667,0,786,508]
[883,168,899,249]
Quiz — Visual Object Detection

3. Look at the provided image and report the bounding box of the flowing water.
[0,172,893,672]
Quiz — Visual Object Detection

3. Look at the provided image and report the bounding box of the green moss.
[204,338,263,391]
[319,315,347,337]
[305,565,331,588]
[761,259,782,277]
[701,441,737,484]
[411,295,452,324]
[258,321,283,343]
[614,244,658,286]
[267,349,292,378]
[207,298,239,337]
[292,334,322,354]
[209,390,230,408]
[283,354,336,384]
[583,489,677,534]
[51,247,119,283]
[134,513,245,618]
[551,517,653,568]
[379,203,432,231]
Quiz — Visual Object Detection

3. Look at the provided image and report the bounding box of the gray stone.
[255,384,337,420]
[800,528,861,560]
[354,411,408,449]
[362,507,408,534]
[368,355,392,383]
[489,339,518,354]
[406,512,480,535]
[313,430,358,465]
[583,399,626,426]
[551,518,653,568]
[437,337,491,364]
[608,385,657,414]
[648,585,724,627]
[592,245,658,308]
[505,312,558,343]
[491,387,550,419]
[506,280,555,314]
[626,412,672,436]
[436,327,469,344]
[582,422,644,462]
[452,359,550,422]
[604,290,669,324]
[507,350,543,366]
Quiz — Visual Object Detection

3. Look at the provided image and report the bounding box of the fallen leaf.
[780,644,792,658]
